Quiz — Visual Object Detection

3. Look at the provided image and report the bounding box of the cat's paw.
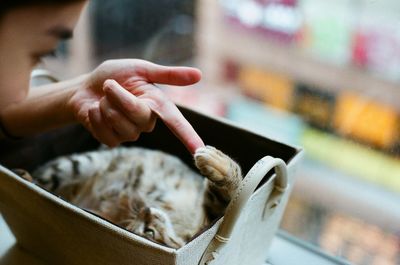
[194,146,241,184]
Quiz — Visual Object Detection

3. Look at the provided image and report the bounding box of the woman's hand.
[68,59,204,154]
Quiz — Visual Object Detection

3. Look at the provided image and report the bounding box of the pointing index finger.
[159,105,205,154]
[143,86,205,154]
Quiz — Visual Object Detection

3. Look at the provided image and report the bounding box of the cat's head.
[115,193,185,249]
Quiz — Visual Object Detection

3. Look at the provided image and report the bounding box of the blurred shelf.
[293,158,400,233]
[225,97,400,232]
[302,128,400,193]
[196,0,400,112]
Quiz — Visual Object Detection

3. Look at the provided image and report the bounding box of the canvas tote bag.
[0,106,302,265]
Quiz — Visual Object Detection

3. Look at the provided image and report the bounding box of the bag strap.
[198,156,288,265]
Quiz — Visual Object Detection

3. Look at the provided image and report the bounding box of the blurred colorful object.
[352,0,400,81]
[227,98,305,146]
[238,65,295,110]
[293,84,336,130]
[302,128,400,192]
[333,92,398,149]
[320,213,400,265]
[282,197,400,265]
[220,0,302,43]
[299,0,355,65]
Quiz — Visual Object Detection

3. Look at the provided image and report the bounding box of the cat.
[32,145,242,249]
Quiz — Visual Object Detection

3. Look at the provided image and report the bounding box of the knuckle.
[129,132,140,142]
[103,79,114,88]
[143,127,153,133]
[109,137,121,147]
[101,59,114,68]
[105,109,119,123]
[124,102,139,114]
[143,120,156,133]
[88,105,99,118]
[103,139,117,148]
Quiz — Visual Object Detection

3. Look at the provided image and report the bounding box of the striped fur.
[33,146,242,249]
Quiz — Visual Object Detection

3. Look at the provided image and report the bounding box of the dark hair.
[1,0,85,17]
[1,0,84,7]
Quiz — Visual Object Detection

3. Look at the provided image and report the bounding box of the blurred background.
[40,0,400,264]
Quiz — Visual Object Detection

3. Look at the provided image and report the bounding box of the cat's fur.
[33,146,242,249]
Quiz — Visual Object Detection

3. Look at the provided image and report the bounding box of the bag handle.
[198,156,288,265]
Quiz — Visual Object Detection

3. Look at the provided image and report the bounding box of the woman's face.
[0,2,86,108]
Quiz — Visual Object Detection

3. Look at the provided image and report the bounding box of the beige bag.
[0,107,302,265]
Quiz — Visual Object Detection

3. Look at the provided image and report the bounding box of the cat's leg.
[12,169,33,182]
[194,146,242,220]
